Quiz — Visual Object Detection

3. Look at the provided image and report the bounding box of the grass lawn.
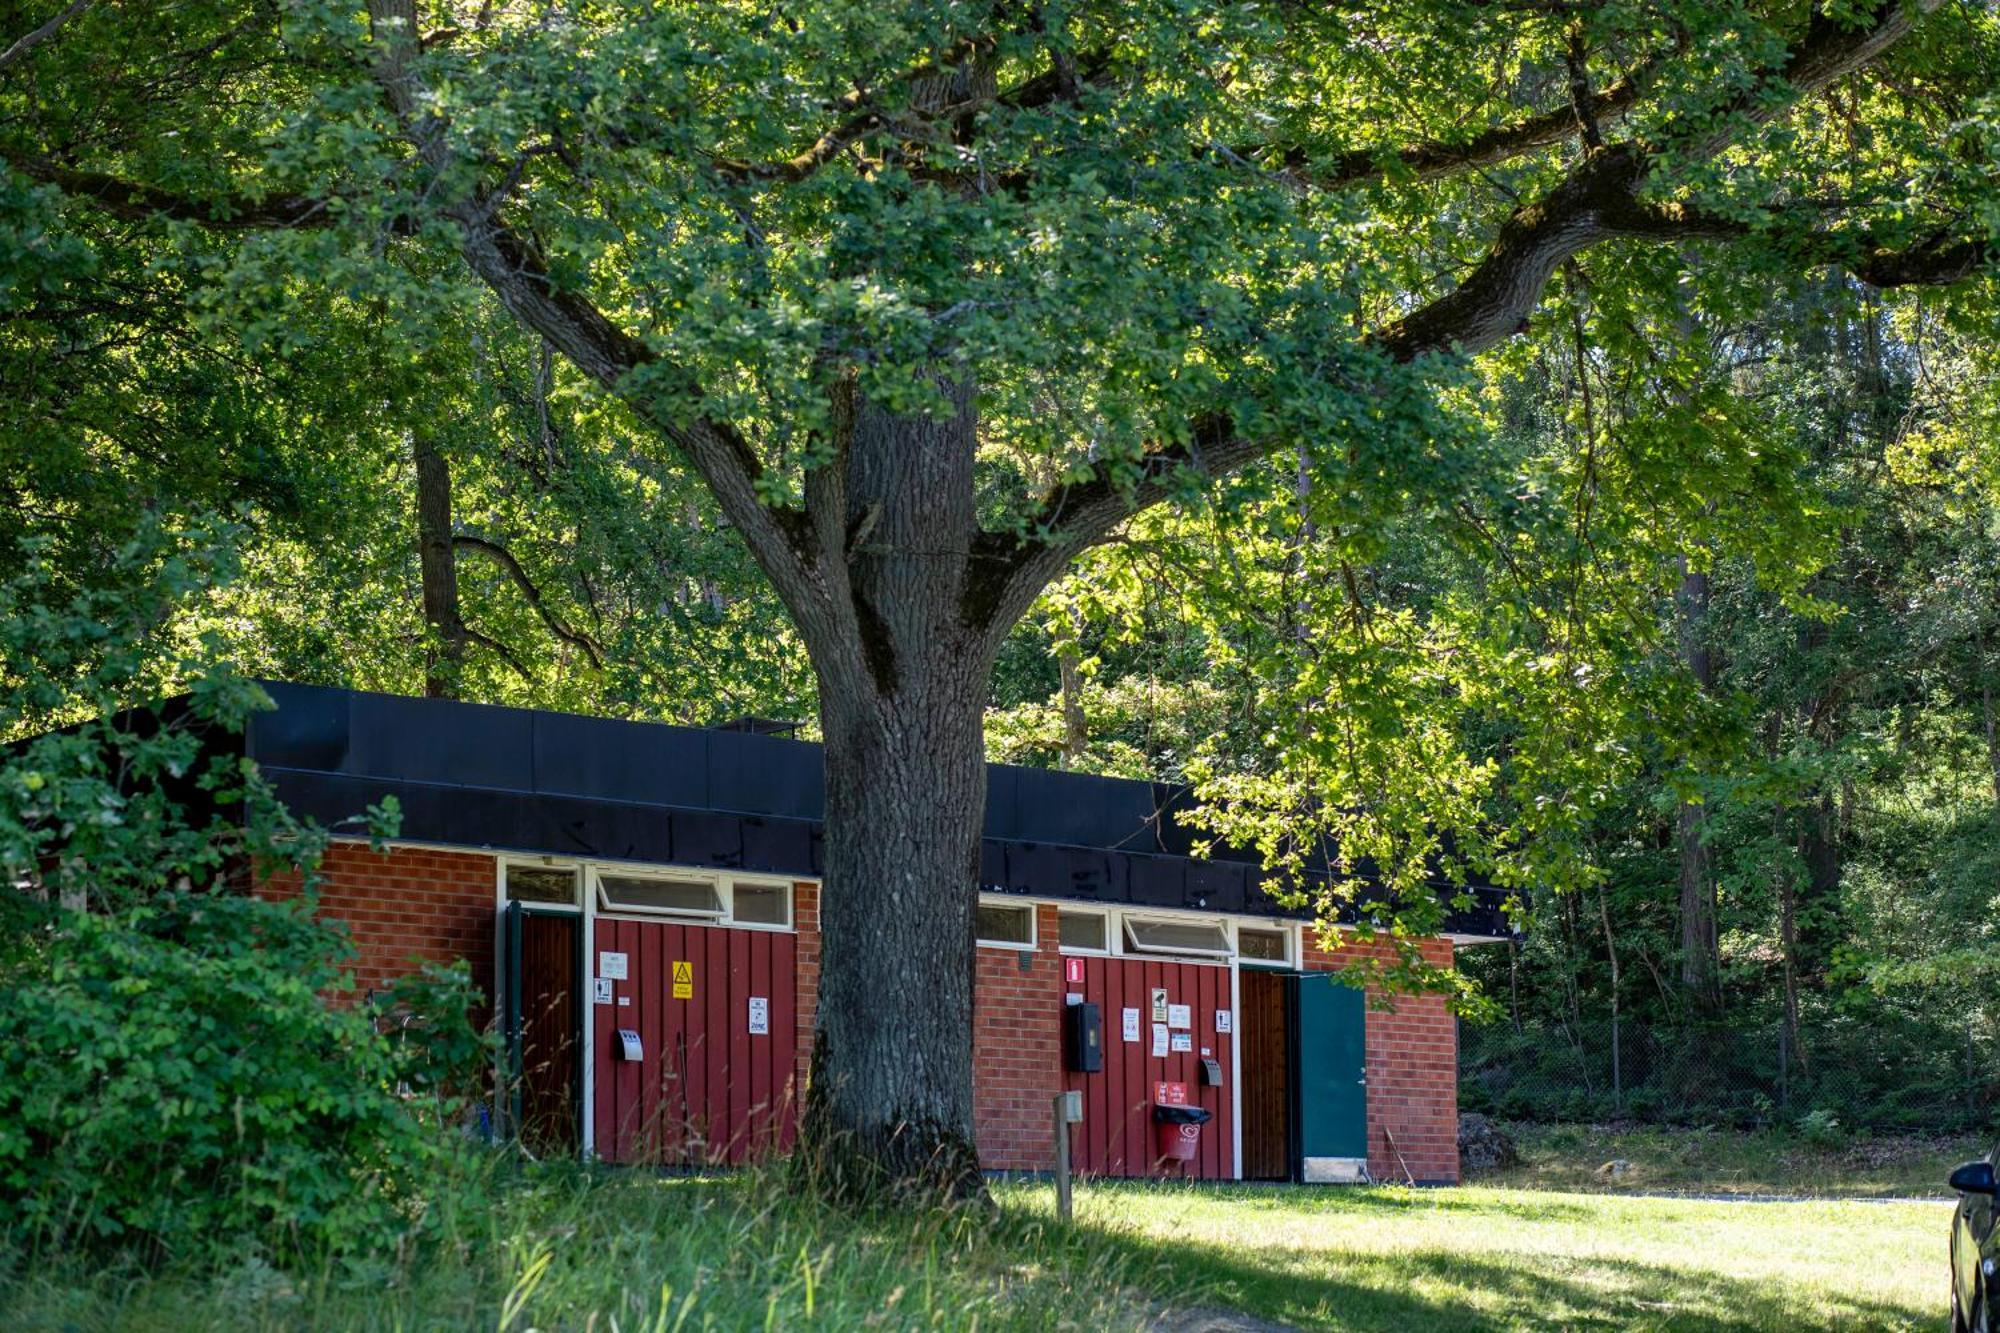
[1051,1179,1952,1330]
[1,1169,1954,1331]
[1480,1121,1988,1199]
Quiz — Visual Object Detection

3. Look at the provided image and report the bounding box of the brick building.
[247,684,1509,1185]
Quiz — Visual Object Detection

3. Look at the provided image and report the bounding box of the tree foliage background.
[2,0,1998,1172]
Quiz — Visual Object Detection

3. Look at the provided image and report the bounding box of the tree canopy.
[4,0,1996,1196]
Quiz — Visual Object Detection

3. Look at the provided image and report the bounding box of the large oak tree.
[4,0,1994,1198]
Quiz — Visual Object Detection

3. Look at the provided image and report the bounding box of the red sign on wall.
[1066,957,1085,985]
[1153,1081,1188,1106]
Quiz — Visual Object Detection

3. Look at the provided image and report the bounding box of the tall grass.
[0,1159,1192,1331]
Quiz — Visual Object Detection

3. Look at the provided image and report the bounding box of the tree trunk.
[1982,638,2000,819]
[1057,645,1087,769]
[787,376,998,1204]
[415,430,467,698]
[1674,557,1721,1012]
[1597,885,1622,1110]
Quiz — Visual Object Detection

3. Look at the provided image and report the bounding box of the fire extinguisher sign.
[1065,957,1085,985]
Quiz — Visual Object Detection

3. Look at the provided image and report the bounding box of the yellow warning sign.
[671,960,694,1000]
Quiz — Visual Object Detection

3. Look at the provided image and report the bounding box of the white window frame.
[720,875,795,932]
[1055,907,1112,955]
[1235,921,1297,968]
[1118,911,1234,961]
[499,856,585,912]
[594,865,727,919]
[588,864,796,932]
[975,896,1037,950]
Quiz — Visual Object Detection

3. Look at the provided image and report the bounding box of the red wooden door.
[1062,956,1234,1179]
[591,918,797,1165]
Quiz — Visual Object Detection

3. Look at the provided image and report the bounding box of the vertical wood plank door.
[519,913,581,1155]
[1237,968,1291,1180]
[1062,955,1234,1179]
[591,919,798,1166]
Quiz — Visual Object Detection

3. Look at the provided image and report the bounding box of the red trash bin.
[1153,1104,1212,1163]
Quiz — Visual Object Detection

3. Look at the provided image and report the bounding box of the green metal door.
[1290,972,1367,1175]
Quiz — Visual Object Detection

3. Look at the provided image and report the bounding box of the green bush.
[0,891,488,1264]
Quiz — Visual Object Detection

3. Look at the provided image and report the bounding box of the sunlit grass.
[1008,1179,1950,1331]
[2,1166,1952,1331]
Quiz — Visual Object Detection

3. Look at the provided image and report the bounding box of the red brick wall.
[971,902,1063,1170]
[261,841,499,1003]
[1303,929,1460,1184]
[792,881,820,1113]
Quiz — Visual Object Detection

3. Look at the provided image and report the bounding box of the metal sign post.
[1053,1090,1083,1223]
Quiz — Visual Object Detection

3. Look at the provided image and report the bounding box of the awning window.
[1122,915,1231,959]
[597,873,723,917]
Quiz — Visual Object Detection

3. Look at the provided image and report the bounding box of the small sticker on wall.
[1215,1009,1233,1035]
[593,978,613,1005]
[617,996,631,1007]
[748,996,769,1035]
[598,951,628,981]
[1121,1007,1141,1042]
[1151,1024,1170,1058]
[1065,992,1085,1006]
[1167,1003,1192,1030]
[1171,1032,1193,1053]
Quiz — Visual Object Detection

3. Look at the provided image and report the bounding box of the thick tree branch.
[463,625,535,682]
[453,534,606,669]
[363,0,835,638]
[0,0,91,73]
[979,0,1972,628]
[1256,54,1661,192]
[2,157,387,231]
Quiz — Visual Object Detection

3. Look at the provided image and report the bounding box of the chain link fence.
[1460,1013,2000,1133]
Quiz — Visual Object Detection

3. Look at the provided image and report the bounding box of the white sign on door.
[1121,1007,1141,1042]
[1215,1009,1233,1034]
[598,951,628,981]
[1167,1003,1192,1030]
[593,978,614,1004]
[1151,1024,1170,1058]
[748,996,770,1035]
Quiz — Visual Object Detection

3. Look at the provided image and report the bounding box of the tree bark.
[1058,644,1087,769]
[415,430,467,698]
[787,376,998,1204]
[1675,557,1721,1012]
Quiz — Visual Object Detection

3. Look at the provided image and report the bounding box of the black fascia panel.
[1126,854,1186,907]
[706,729,822,820]
[978,840,1007,892]
[740,816,814,875]
[344,690,535,791]
[983,766,1020,842]
[1061,848,1126,902]
[531,710,711,810]
[670,809,744,869]
[1010,765,1159,852]
[1183,859,1246,914]
[1001,843,1068,896]
[248,682,351,772]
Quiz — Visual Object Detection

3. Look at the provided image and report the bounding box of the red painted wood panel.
[1062,955,1234,1179]
[591,918,798,1166]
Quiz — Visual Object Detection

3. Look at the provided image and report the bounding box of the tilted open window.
[596,871,724,918]
[1122,915,1232,959]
